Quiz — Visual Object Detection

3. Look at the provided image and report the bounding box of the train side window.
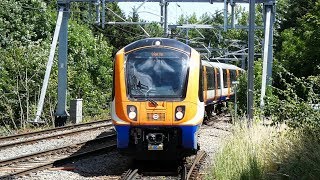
[216,68,221,89]
[230,70,237,82]
[207,67,215,90]
[202,66,205,90]
[199,65,204,102]
[223,69,228,88]
[237,69,242,78]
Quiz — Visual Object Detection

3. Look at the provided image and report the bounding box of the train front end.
[111,38,204,160]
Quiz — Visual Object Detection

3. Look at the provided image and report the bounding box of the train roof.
[202,60,244,71]
[124,38,191,55]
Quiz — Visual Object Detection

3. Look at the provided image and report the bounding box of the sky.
[118,2,249,24]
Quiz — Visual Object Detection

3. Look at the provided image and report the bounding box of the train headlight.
[127,105,137,121]
[129,111,137,119]
[175,106,185,121]
[176,111,183,120]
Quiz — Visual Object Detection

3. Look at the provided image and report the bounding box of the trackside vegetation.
[208,124,320,180]
[208,0,320,178]
[209,54,320,180]
[209,72,320,179]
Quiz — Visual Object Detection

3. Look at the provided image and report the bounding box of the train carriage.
[202,61,243,116]
[111,38,243,160]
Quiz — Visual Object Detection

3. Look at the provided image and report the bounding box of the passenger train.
[111,38,243,160]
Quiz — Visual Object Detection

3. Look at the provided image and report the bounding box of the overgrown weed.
[208,122,320,180]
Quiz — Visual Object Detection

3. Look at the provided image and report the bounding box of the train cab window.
[206,67,215,90]
[126,48,189,99]
[216,68,221,89]
[223,69,228,88]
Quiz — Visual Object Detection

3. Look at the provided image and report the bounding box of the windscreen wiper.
[133,80,158,106]
[147,98,158,106]
[137,81,148,90]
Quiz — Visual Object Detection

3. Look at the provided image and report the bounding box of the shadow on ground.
[52,130,132,178]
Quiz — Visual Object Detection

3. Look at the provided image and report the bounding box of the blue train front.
[111,38,204,160]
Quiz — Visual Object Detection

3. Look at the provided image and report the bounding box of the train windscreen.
[126,48,189,100]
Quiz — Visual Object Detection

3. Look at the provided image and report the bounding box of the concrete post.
[70,99,83,124]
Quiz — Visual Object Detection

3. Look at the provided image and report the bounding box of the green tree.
[68,20,113,116]
[277,1,320,77]
[0,0,53,48]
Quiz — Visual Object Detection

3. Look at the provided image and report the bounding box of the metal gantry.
[34,0,275,126]
[33,7,64,123]
[247,0,255,126]
[260,1,275,109]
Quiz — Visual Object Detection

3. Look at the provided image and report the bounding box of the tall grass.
[207,123,320,180]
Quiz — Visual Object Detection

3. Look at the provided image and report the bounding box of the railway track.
[182,151,207,180]
[0,132,117,178]
[0,120,112,149]
[120,151,207,180]
[121,169,140,180]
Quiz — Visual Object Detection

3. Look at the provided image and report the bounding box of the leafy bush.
[235,59,320,133]
[235,59,264,116]
[68,20,113,116]
[264,63,320,135]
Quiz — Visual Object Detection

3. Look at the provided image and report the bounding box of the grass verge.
[207,123,320,180]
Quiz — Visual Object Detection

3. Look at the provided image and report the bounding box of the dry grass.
[207,122,320,180]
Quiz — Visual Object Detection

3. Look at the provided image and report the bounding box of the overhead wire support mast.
[102,0,106,28]
[56,2,70,127]
[247,0,255,127]
[33,7,64,123]
[260,1,275,109]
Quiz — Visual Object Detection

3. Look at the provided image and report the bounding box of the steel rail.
[0,119,110,142]
[121,169,139,180]
[0,122,112,149]
[186,151,207,180]
[0,133,116,178]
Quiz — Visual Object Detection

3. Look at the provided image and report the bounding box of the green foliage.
[92,2,152,55]
[236,60,264,116]
[274,131,320,179]
[276,0,320,77]
[172,5,264,58]
[144,22,163,37]
[0,41,53,129]
[236,58,320,134]
[0,0,53,48]
[264,62,320,133]
[68,20,113,116]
